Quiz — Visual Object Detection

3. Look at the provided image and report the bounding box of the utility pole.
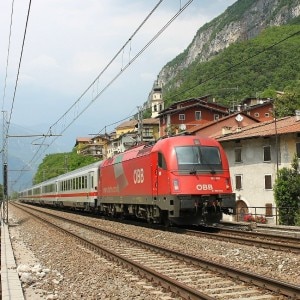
[2,111,8,223]
[137,106,143,143]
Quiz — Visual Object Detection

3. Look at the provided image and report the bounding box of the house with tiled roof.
[115,118,159,141]
[74,137,92,154]
[157,95,229,137]
[238,98,274,122]
[186,112,260,138]
[107,118,159,158]
[217,113,300,224]
[75,135,110,159]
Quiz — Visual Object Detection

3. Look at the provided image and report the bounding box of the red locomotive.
[19,135,235,226]
[98,135,235,225]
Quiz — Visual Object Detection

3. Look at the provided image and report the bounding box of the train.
[19,135,236,226]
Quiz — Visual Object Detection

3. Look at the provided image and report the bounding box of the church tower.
[149,79,164,118]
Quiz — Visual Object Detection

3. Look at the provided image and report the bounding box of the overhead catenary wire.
[170,29,300,100]
[6,0,32,133]
[51,0,165,130]
[12,3,298,190]
[12,27,299,190]
[1,0,15,111]
[12,0,194,189]
[26,1,194,159]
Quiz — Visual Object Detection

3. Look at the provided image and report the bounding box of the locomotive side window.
[158,152,167,169]
[175,146,222,173]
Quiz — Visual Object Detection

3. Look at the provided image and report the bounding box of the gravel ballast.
[7,205,300,299]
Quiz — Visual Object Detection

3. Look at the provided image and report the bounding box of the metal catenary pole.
[2,111,9,223]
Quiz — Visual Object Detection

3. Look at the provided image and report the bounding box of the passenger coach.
[19,161,101,210]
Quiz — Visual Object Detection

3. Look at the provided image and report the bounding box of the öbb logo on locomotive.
[133,168,144,184]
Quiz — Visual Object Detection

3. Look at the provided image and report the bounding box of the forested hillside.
[33,149,99,184]
[163,23,300,107]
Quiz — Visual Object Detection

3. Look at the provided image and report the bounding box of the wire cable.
[12,1,194,188]
[170,29,300,99]
[1,0,15,111]
[6,0,33,131]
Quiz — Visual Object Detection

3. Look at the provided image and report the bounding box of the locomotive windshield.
[175,146,222,174]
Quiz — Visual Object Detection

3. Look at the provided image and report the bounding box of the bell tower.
[150,79,164,118]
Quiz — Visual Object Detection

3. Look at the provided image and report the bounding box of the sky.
[0,0,236,155]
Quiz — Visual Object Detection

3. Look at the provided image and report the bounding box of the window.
[263,146,271,162]
[195,111,201,120]
[296,142,300,158]
[254,112,260,117]
[153,105,157,112]
[144,128,150,137]
[214,114,219,121]
[265,175,272,190]
[265,112,270,117]
[158,152,167,169]
[175,146,222,173]
[235,175,242,190]
[235,148,242,163]
[179,114,185,121]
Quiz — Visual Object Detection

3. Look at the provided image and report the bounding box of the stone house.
[217,114,300,224]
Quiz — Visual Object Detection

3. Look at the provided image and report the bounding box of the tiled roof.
[158,102,229,117]
[217,116,300,141]
[116,118,159,129]
[187,112,259,134]
[76,137,91,142]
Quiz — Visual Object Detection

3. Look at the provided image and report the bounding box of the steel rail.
[15,203,300,299]
[184,229,300,253]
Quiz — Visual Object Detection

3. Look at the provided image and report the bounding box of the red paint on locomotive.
[98,135,235,225]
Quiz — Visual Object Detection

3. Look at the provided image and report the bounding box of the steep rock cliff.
[157,0,300,89]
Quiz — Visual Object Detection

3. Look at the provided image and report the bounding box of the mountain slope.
[157,0,300,99]
[163,24,300,105]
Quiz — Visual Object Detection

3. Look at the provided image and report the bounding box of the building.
[106,132,139,158]
[115,118,159,141]
[148,79,164,118]
[75,135,110,159]
[238,98,274,122]
[106,118,159,158]
[217,114,300,223]
[187,112,260,138]
[74,137,92,154]
[157,95,229,137]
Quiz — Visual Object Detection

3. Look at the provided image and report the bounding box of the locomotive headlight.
[173,179,180,191]
[225,178,230,190]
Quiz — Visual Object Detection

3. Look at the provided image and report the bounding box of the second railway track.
[13,203,300,300]
[182,227,300,254]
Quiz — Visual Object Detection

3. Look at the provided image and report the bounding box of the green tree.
[33,148,98,184]
[274,83,300,118]
[163,24,300,108]
[274,154,300,225]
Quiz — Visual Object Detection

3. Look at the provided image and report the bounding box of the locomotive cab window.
[175,146,222,173]
[158,152,167,169]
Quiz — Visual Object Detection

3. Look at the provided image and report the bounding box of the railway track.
[183,227,300,253]
[14,203,300,299]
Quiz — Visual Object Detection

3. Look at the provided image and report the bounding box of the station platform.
[1,221,25,300]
